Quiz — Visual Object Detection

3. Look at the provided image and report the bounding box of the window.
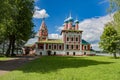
[49,45,51,49]
[39,46,43,49]
[67,45,69,49]
[76,45,78,49]
[71,45,73,49]
[76,38,78,41]
[71,37,73,41]
[67,37,69,41]
[54,45,56,49]
[84,46,87,50]
[59,45,61,49]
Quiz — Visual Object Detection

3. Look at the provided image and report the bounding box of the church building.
[35,15,91,56]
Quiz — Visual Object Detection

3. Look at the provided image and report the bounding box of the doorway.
[84,52,86,55]
[47,50,51,56]
[67,52,69,55]
[40,52,42,56]
[54,52,56,55]
[73,52,75,56]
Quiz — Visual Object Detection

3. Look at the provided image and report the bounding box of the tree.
[0,0,34,56]
[99,23,119,58]
[109,0,120,55]
[109,0,120,11]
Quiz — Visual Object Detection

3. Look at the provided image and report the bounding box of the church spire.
[38,18,48,41]
[39,18,47,30]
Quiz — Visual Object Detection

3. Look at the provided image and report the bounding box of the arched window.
[67,37,69,41]
[71,45,73,49]
[67,45,69,49]
[76,45,78,49]
[71,37,73,41]
[84,46,87,50]
[49,45,51,49]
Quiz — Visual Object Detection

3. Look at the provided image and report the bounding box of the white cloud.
[34,6,40,10]
[79,14,114,50]
[99,0,109,4]
[57,26,64,32]
[33,9,49,19]
[48,34,62,39]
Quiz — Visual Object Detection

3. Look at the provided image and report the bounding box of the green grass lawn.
[0,56,120,80]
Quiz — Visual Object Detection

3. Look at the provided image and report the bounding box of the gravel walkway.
[0,56,39,76]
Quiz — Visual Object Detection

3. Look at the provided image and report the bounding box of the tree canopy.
[0,0,34,56]
[99,23,119,58]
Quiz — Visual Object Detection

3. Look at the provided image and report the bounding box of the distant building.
[34,15,91,56]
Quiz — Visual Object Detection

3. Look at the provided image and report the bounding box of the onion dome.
[64,18,68,23]
[75,19,79,23]
[67,16,74,22]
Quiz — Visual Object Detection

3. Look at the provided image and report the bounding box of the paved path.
[0,56,39,76]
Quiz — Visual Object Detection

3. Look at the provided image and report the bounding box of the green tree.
[109,0,120,55]
[0,0,34,56]
[99,23,119,58]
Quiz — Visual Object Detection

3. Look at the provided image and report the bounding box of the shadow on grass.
[0,56,36,71]
[18,56,114,73]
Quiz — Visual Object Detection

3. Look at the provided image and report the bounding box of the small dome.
[75,19,79,23]
[67,16,74,22]
[64,19,68,23]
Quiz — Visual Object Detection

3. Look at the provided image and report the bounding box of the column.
[64,44,66,51]
[44,44,46,51]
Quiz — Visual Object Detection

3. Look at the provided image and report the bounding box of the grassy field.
[0,56,120,80]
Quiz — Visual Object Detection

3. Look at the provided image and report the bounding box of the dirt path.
[0,56,39,76]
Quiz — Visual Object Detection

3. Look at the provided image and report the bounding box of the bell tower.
[38,18,48,41]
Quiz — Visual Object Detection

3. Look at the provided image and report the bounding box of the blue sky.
[33,0,109,33]
[32,0,113,50]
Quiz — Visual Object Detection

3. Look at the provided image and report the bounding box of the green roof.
[82,39,90,45]
[61,30,83,34]
[36,39,64,44]
[62,30,83,32]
